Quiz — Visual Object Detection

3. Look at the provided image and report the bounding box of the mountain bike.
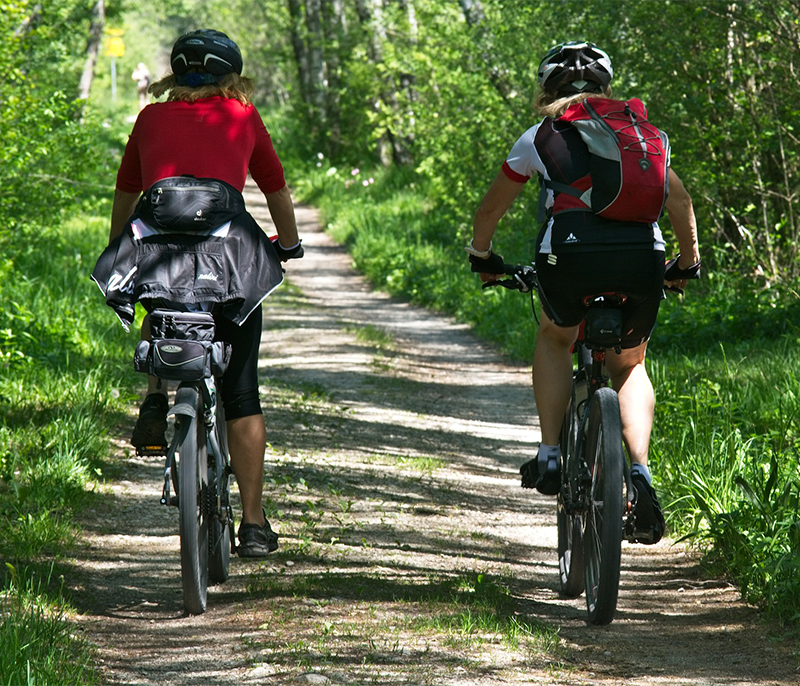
[485,265,640,625]
[134,308,235,615]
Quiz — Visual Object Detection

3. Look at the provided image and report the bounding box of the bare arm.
[664,168,700,268]
[265,185,300,247]
[109,189,140,244]
[472,171,527,254]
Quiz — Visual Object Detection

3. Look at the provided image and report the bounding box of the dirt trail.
[71,186,798,685]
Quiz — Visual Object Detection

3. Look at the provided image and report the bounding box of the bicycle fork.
[160,384,200,507]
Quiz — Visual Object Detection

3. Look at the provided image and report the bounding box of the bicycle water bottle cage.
[582,294,626,350]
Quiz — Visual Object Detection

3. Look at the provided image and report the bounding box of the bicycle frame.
[563,334,635,521]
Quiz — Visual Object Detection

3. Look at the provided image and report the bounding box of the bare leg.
[532,312,581,445]
[142,314,168,398]
[227,414,267,526]
[605,342,654,465]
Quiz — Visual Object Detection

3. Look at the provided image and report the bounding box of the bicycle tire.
[583,387,624,625]
[208,403,232,585]
[175,389,209,615]
[557,394,584,598]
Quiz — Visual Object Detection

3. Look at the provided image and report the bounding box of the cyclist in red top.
[468,42,701,544]
[108,30,301,557]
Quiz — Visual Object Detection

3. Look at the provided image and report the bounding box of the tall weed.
[650,340,800,624]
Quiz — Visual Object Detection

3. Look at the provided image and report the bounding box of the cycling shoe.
[520,455,561,496]
[630,473,666,544]
[237,515,279,557]
[131,393,168,453]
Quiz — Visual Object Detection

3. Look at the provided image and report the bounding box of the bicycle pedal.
[136,445,168,457]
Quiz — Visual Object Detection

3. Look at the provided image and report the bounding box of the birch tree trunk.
[77,0,105,101]
[458,0,514,104]
[354,0,412,166]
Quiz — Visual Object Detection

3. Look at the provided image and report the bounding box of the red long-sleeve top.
[115,96,286,195]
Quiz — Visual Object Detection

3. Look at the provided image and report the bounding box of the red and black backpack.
[543,97,670,224]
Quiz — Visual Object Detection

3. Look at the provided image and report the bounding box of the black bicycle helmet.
[170,30,243,86]
[537,41,613,96]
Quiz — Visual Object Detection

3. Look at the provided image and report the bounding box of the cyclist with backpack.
[105,30,302,557]
[467,42,700,544]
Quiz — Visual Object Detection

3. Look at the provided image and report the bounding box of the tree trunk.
[458,0,514,104]
[322,0,348,155]
[354,0,412,166]
[458,0,486,25]
[305,0,326,120]
[77,0,105,101]
[286,0,311,105]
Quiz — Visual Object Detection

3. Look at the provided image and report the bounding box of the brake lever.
[482,278,518,291]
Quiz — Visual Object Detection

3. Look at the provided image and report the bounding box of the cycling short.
[535,250,666,349]
[215,305,263,420]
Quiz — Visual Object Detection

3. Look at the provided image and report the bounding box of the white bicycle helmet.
[537,41,613,95]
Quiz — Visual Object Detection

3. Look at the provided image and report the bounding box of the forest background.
[1,0,799,682]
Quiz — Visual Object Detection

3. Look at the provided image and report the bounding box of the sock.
[630,462,652,484]
[537,443,560,474]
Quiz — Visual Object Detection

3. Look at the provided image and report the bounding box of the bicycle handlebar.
[479,256,696,296]
[481,264,538,293]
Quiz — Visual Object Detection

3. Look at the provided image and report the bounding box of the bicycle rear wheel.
[175,388,209,615]
[583,387,624,625]
[557,394,584,598]
[208,404,232,585]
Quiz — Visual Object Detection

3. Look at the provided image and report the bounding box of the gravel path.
[70,186,799,685]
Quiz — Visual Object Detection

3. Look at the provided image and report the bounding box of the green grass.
[649,337,800,624]
[0,211,139,680]
[1,564,101,686]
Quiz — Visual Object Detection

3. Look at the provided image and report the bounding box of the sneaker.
[237,516,279,558]
[520,456,561,496]
[631,473,666,544]
[131,393,168,452]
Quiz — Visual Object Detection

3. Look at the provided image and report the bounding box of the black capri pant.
[214,304,263,419]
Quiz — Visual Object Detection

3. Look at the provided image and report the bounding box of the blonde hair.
[148,72,254,105]
[534,85,613,118]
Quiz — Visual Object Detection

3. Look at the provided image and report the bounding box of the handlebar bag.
[134,310,232,380]
[134,338,231,380]
[135,176,246,233]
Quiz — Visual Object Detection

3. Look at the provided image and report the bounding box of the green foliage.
[0,2,112,232]
[1,563,101,686]
[649,335,800,624]
[0,215,137,562]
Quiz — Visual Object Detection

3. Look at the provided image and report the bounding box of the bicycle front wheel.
[175,389,209,615]
[557,395,584,598]
[583,387,625,625]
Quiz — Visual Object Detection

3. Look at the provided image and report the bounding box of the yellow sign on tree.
[105,28,125,58]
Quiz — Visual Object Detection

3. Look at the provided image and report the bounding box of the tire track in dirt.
[69,184,798,685]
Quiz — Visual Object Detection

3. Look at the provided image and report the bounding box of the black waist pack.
[135,176,246,232]
[133,310,231,381]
